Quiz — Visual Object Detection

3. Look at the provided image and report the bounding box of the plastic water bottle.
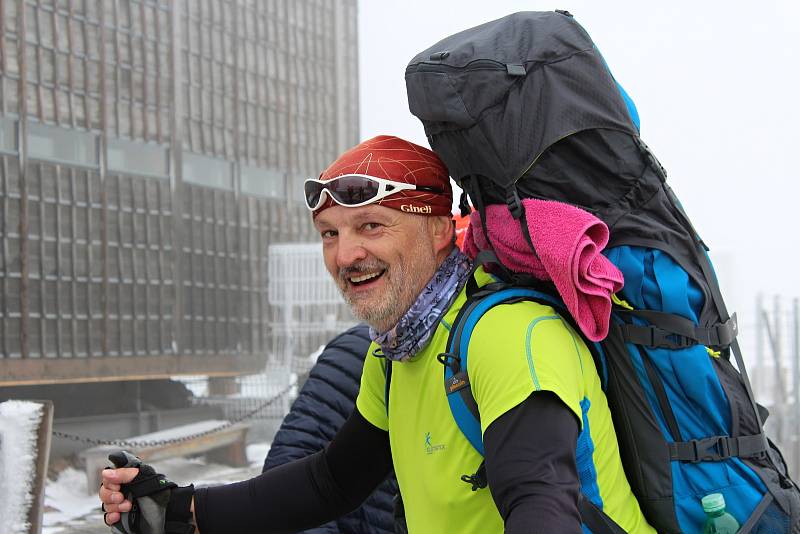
[702,493,740,533]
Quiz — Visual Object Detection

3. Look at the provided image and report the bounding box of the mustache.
[338,261,389,280]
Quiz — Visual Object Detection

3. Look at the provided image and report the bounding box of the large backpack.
[403,10,800,534]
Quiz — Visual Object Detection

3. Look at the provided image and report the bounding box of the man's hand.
[99,467,139,526]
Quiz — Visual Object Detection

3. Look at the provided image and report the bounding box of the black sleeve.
[263,324,370,473]
[483,391,583,534]
[194,408,392,534]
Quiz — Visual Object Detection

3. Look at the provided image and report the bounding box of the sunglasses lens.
[326,175,380,205]
[304,181,326,209]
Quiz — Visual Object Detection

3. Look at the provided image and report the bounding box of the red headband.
[314,135,452,216]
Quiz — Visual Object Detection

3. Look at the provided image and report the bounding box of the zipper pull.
[429,51,450,61]
[506,64,526,77]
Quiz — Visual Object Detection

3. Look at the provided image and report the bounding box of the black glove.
[108,450,195,534]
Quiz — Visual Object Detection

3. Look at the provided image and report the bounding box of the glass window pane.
[288,174,306,203]
[182,152,232,190]
[28,122,98,166]
[0,117,16,153]
[108,138,168,178]
[240,166,285,198]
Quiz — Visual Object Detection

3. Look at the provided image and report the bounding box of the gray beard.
[340,261,412,333]
[338,247,433,334]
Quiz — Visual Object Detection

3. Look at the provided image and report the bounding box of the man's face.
[313,204,445,333]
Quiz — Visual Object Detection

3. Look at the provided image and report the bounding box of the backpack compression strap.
[617,308,738,350]
[633,138,774,469]
[440,279,626,534]
[611,307,768,463]
[460,174,541,264]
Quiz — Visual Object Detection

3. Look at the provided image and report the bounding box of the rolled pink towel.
[463,199,624,341]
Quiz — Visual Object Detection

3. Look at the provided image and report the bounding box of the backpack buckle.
[622,324,695,349]
[663,332,695,350]
[710,436,731,460]
[460,462,488,491]
[710,314,738,347]
[458,191,472,218]
[505,187,523,219]
[688,436,731,462]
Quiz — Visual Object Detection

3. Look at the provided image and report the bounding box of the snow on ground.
[42,467,101,530]
[42,442,271,534]
[0,400,45,534]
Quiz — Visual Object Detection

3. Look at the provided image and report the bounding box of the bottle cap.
[701,493,726,514]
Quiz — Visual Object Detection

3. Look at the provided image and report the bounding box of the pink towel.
[463,199,624,341]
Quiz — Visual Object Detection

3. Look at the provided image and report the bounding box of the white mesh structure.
[268,243,345,306]
[268,243,355,376]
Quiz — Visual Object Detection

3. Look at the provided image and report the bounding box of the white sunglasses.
[303,174,442,211]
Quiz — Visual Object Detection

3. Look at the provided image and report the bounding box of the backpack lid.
[405,11,639,191]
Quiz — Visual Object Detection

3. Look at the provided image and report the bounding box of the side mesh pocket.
[751,499,791,534]
[711,356,760,438]
[713,356,800,531]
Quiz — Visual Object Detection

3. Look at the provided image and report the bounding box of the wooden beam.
[82,421,250,492]
[0,354,266,387]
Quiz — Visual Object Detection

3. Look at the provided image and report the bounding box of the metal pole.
[775,295,785,400]
[98,0,110,356]
[169,0,185,355]
[16,0,29,360]
[756,293,764,397]
[768,296,786,444]
[793,297,800,479]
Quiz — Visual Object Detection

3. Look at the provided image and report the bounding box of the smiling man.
[99,136,652,534]
[308,137,455,338]
[318,204,447,332]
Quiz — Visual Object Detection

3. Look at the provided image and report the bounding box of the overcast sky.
[357,0,800,325]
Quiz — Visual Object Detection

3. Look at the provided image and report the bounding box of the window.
[0,117,16,153]
[240,166,285,198]
[27,122,98,167]
[107,138,169,178]
[182,152,233,190]
[287,173,306,203]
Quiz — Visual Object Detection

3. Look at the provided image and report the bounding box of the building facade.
[0,0,359,385]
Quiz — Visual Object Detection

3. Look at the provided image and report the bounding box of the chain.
[52,382,295,448]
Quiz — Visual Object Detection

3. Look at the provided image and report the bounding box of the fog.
[358,0,800,316]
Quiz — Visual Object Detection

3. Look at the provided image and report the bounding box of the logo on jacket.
[424,432,446,455]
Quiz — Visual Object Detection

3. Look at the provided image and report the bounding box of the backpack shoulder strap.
[442,283,564,456]
[443,282,626,534]
[384,357,392,415]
